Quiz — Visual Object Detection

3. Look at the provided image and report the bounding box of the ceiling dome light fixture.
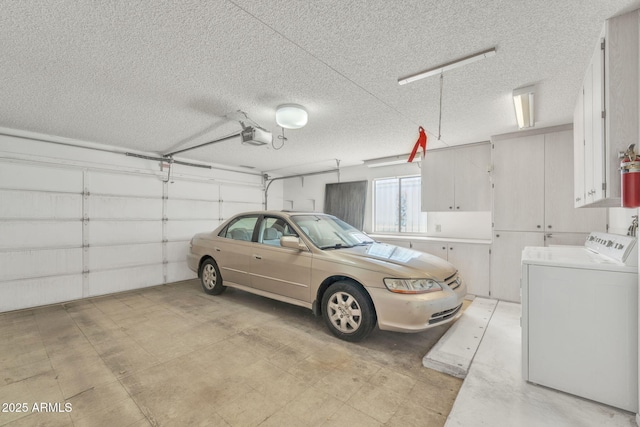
[276,104,308,129]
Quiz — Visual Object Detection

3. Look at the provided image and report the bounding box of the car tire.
[199,258,226,295]
[321,281,376,342]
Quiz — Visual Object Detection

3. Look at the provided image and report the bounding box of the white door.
[422,149,454,211]
[411,241,448,260]
[573,84,586,207]
[490,231,544,302]
[447,243,490,297]
[492,135,545,232]
[544,233,590,247]
[590,33,606,201]
[454,143,491,211]
[544,130,607,233]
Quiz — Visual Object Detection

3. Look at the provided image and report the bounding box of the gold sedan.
[187,211,466,342]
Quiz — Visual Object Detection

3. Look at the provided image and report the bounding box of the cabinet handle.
[449,247,453,250]
[449,206,453,210]
[456,206,460,210]
[442,246,446,250]
[496,234,500,238]
[548,225,552,229]
[576,197,581,202]
[536,225,541,229]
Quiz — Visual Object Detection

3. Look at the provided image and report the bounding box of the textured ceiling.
[1,1,639,175]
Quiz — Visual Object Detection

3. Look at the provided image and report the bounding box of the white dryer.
[521,232,638,412]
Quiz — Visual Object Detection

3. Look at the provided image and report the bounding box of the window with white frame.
[373,176,427,233]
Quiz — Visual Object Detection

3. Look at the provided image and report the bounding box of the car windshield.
[291,215,375,249]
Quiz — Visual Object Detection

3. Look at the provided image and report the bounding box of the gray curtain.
[324,181,367,230]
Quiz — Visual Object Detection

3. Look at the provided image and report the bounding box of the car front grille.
[429,303,463,325]
[445,273,462,291]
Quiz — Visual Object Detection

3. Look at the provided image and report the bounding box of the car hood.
[330,242,457,281]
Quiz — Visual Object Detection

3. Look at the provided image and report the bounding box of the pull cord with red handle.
[408,126,427,163]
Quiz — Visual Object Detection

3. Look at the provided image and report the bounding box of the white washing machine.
[521,232,638,413]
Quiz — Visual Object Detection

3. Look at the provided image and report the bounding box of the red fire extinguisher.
[620,144,640,208]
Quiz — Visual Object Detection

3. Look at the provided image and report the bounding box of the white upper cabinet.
[493,128,607,233]
[545,130,607,233]
[492,134,545,232]
[574,10,639,207]
[422,148,455,211]
[574,78,586,207]
[422,143,491,212]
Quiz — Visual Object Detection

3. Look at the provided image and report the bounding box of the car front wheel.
[199,258,226,295]
[321,281,375,342]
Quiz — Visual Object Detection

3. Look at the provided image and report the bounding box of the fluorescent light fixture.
[398,47,496,85]
[276,104,308,129]
[365,154,422,168]
[513,86,535,129]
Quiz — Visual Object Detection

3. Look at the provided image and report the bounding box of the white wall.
[0,132,282,312]
[283,161,492,240]
[609,206,637,235]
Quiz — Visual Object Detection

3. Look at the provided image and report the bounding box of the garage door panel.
[166,199,218,220]
[88,265,164,297]
[0,162,82,193]
[219,185,263,203]
[166,261,196,283]
[0,274,84,312]
[0,221,82,250]
[0,248,82,281]
[221,202,263,220]
[0,190,82,219]
[166,241,189,263]
[88,171,162,198]
[168,180,219,201]
[89,243,163,271]
[166,220,219,241]
[89,221,162,245]
[88,196,162,220]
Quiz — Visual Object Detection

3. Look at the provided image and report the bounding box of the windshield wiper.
[320,243,354,250]
[354,241,374,246]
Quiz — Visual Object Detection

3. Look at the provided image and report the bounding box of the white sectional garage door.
[0,136,266,312]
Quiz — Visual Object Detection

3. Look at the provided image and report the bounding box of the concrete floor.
[0,280,463,426]
[446,301,638,427]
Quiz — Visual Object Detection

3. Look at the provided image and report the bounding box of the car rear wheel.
[200,258,226,295]
[321,281,375,342]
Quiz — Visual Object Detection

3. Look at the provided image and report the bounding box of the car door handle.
[253,254,262,260]
[214,247,221,252]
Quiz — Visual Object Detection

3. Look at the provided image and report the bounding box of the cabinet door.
[544,232,589,247]
[454,143,491,211]
[583,53,597,204]
[447,243,490,297]
[605,13,638,201]
[544,130,607,233]
[574,84,586,207]
[492,135,545,231]
[490,231,544,302]
[590,33,605,202]
[411,241,448,259]
[422,149,454,211]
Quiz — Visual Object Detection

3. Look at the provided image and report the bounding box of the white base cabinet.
[491,231,544,302]
[376,238,490,298]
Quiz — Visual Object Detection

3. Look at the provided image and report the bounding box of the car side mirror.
[281,235,308,251]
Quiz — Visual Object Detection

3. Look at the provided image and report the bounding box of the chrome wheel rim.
[202,264,216,289]
[327,291,361,333]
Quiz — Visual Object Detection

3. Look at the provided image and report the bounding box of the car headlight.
[384,278,442,294]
